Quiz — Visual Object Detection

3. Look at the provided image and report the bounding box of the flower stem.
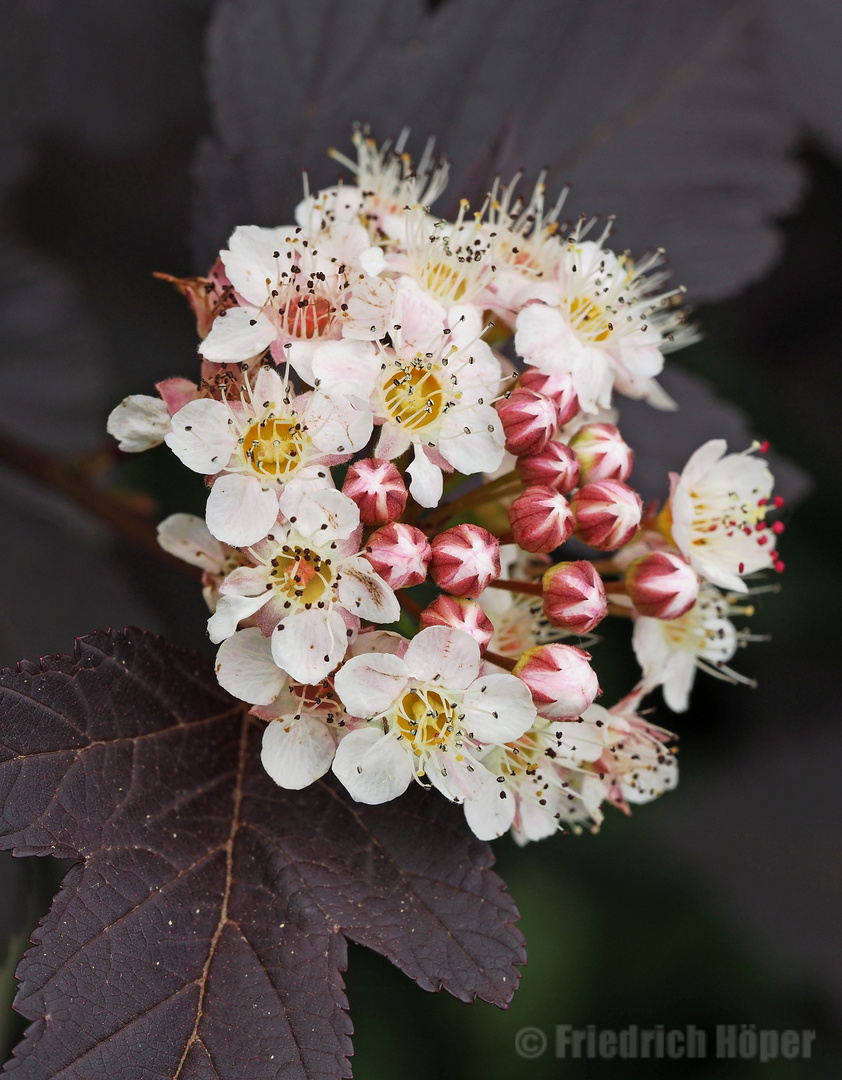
[483,649,517,671]
[421,471,522,530]
[486,578,543,597]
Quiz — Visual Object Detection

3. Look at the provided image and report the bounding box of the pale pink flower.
[208,483,399,685]
[668,439,776,593]
[430,524,501,598]
[569,423,633,483]
[542,561,608,633]
[625,550,700,619]
[165,363,372,546]
[341,457,407,524]
[364,523,431,589]
[571,479,642,551]
[419,596,495,653]
[513,643,600,719]
[332,626,537,813]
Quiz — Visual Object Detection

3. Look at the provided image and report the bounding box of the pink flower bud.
[515,439,581,494]
[495,388,558,456]
[430,524,501,598]
[513,643,600,719]
[542,561,608,633]
[364,523,431,589]
[568,423,633,483]
[625,550,700,619]
[419,596,495,652]
[342,457,408,525]
[519,368,580,425]
[571,480,642,551]
[508,486,574,553]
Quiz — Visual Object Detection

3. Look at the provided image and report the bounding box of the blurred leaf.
[0,629,524,1079]
[195,0,802,301]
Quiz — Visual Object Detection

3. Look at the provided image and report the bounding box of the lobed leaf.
[0,629,524,1079]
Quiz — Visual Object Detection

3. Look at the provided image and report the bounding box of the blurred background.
[1,1,840,1077]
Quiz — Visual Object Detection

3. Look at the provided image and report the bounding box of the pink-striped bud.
[513,643,600,719]
[430,524,501,598]
[515,439,581,494]
[419,596,495,652]
[518,368,580,425]
[342,457,408,524]
[508,486,574,553]
[571,480,642,551]
[542,561,608,633]
[364,523,431,589]
[625,550,700,619]
[568,424,633,483]
[495,388,558,456]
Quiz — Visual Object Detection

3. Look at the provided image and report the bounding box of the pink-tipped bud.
[625,550,700,619]
[419,596,495,653]
[518,368,581,426]
[430,524,501,598]
[515,439,581,494]
[495,388,558,456]
[508,486,574,553]
[342,457,408,525]
[542,561,608,633]
[571,480,642,551]
[513,643,600,719]
[568,423,633,483]
[364,523,431,589]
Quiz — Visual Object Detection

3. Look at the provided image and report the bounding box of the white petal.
[375,423,412,461]
[461,674,537,743]
[199,306,276,362]
[406,445,443,507]
[279,482,358,542]
[426,751,497,804]
[157,513,227,573]
[359,245,387,277]
[402,626,480,689]
[463,777,516,840]
[261,715,335,789]
[107,394,171,452]
[336,555,401,623]
[207,592,271,644]
[164,398,237,474]
[310,339,380,390]
[222,224,291,305]
[271,606,348,684]
[332,728,413,804]
[214,627,286,704]
[333,652,409,719]
[439,405,506,476]
[205,474,280,546]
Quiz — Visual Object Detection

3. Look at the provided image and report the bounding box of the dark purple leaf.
[0,630,524,1079]
[194,0,802,301]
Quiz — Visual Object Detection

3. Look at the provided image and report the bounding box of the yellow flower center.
[242,417,309,477]
[395,689,458,753]
[381,360,446,431]
[269,547,333,604]
[569,296,612,343]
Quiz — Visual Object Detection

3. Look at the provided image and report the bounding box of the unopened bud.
[496,388,558,456]
[364,523,431,589]
[569,423,633,483]
[542,561,608,633]
[342,457,408,524]
[515,439,581,494]
[625,550,700,619]
[571,480,642,551]
[419,596,495,652]
[513,643,600,719]
[430,524,501,598]
[508,486,574,553]
[519,368,580,425]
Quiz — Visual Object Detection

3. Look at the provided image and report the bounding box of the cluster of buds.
[107,127,784,843]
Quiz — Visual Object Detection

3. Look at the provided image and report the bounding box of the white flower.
[199,220,385,382]
[311,320,505,506]
[208,483,399,685]
[582,692,678,808]
[165,363,371,546]
[156,512,245,611]
[633,584,756,712]
[668,439,775,592]
[331,626,537,812]
[514,235,696,413]
[464,710,607,843]
[307,126,450,242]
[107,394,172,452]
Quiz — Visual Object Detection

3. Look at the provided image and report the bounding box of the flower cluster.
[108,127,785,843]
